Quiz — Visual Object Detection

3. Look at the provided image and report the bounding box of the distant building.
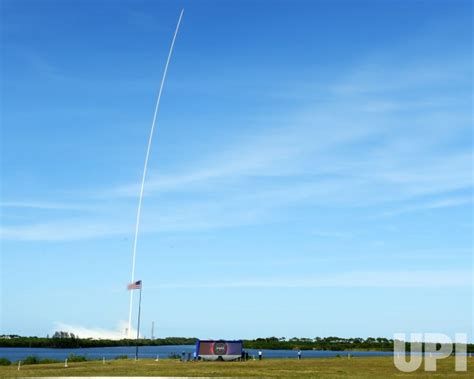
[0,334,20,339]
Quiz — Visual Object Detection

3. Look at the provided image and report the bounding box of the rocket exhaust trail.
[128,9,184,338]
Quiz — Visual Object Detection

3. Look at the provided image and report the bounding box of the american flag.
[127,280,142,290]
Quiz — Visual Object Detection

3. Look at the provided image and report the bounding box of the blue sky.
[1,0,472,340]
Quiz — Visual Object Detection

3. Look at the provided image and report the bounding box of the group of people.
[239,350,263,361]
[243,350,303,360]
[240,350,250,361]
[181,351,198,362]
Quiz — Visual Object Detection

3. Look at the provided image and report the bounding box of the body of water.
[0,346,394,361]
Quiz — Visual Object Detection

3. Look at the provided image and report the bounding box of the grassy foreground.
[0,356,471,377]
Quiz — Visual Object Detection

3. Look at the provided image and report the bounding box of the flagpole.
[135,284,142,361]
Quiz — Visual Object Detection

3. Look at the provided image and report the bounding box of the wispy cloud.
[2,43,471,241]
[384,195,473,216]
[0,201,87,211]
[0,199,267,241]
[0,219,131,241]
[147,270,472,289]
[106,51,471,209]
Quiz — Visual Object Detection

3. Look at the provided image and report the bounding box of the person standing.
[258,350,262,360]
[297,350,302,360]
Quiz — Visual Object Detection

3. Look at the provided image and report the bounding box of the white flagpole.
[127,9,184,338]
[135,283,143,360]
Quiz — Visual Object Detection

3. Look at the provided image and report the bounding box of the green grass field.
[0,356,472,377]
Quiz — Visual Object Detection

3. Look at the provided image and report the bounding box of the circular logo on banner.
[213,342,227,355]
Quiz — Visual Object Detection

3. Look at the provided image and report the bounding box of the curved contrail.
[128,9,184,338]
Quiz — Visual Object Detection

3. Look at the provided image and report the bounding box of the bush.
[114,355,128,360]
[39,358,59,364]
[67,353,87,362]
[23,356,40,365]
[0,358,11,366]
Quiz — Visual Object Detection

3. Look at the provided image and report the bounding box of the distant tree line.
[243,336,395,351]
[242,336,474,353]
[0,333,196,349]
[0,333,472,352]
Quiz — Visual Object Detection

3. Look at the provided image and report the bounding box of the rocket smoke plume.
[128,9,184,338]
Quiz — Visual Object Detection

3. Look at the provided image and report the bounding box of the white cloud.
[0,199,266,241]
[0,201,87,210]
[385,195,472,216]
[148,270,472,289]
[0,219,131,241]
[53,320,136,340]
[2,44,471,242]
